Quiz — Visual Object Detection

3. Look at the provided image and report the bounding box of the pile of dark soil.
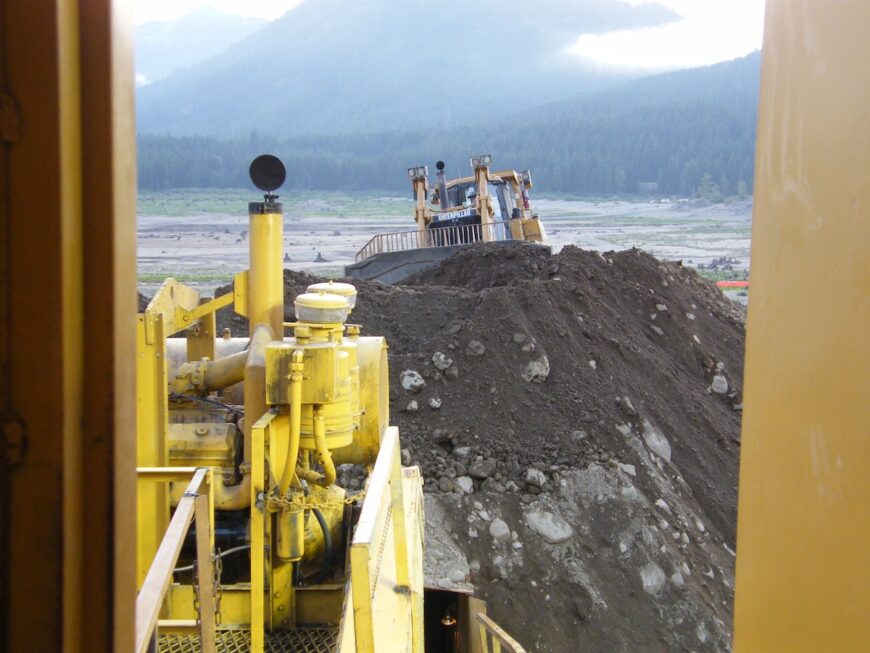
[213,242,745,651]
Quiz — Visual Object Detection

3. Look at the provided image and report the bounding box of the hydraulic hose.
[295,409,336,487]
[312,508,332,584]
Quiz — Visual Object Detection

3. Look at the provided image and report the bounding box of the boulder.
[525,509,573,544]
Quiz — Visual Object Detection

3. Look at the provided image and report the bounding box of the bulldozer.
[346,156,548,283]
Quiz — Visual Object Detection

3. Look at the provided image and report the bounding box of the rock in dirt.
[489,518,511,542]
[570,430,587,444]
[468,458,497,479]
[429,396,442,410]
[522,355,550,383]
[405,400,418,413]
[525,509,573,544]
[711,374,729,394]
[432,351,453,371]
[641,419,672,462]
[640,562,667,596]
[400,370,426,393]
[466,340,486,357]
[618,395,638,416]
[454,476,474,494]
[431,429,452,444]
[524,467,547,490]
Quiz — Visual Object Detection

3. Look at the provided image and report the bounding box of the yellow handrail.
[135,467,216,653]
[477,612,527,653]
[354,221,514,262]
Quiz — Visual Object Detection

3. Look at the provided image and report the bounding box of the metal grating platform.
[157,628,337,653]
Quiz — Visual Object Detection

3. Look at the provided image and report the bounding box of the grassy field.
[138,189,412,219]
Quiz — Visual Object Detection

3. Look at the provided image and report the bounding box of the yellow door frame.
[1,0,137,651]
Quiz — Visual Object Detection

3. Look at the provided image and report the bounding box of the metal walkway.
[157,628,337,653]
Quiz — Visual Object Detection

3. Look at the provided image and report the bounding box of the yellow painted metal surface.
[344,428,424,653]
[137,314,170,585]
[248,209,285,336]
[2,0,137,650]
[733,1,870,651]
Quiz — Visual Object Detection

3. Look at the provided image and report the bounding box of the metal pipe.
[214,323,272,510]
[295,410,336,488]
[170,348,248,395]
[200,349,247,389]
[437,162,449,212]
[313,410,336,486]
[248,202,284,338]
[277,349,304,496]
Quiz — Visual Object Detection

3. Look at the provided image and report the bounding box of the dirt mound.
[213,242,744,651]
[402,241,553,290]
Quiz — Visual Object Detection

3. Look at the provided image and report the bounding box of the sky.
[570,0,766,70]
[133,0,765,71]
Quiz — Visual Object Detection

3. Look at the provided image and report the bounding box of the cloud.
[570,0,764,70]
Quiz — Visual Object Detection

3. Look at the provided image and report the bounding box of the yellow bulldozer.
[346,156,547,283]
[133,155,524,653]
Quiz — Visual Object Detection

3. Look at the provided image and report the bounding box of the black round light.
[249,154,286,192]
[436,160,445,171]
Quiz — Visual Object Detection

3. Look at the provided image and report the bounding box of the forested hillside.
[139,52,759,196]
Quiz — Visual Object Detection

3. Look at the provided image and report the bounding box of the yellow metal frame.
[341,427,424,653]
[476,612,527,653]
[135,467,216,653]
[733,1,870,651]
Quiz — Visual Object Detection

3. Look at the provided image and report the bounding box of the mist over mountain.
[139,52,761,196]
[135,8,267,86]
[136,0,679,135]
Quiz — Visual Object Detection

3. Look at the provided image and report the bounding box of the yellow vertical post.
[733,1,870,651]
[389,434,423,652]
[350,545,375,653]
[474,161,493,242]
[390,436,410,586]
[136,314,169,586]
[187,306,216,363]
[250,412,274,653]
[248,200,284,338]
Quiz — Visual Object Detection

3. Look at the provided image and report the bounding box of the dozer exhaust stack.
[436,160,449,211]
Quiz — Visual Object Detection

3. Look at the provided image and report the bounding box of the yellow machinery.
[409,157,545,245]
[135,155,426,652]
[352,156,545,269]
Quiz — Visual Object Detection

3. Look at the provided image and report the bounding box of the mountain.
[135,8,268,86]
[138,52,761,196]
[136,0,679,135]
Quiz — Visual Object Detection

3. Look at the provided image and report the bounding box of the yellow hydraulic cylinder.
[248,199,284,337]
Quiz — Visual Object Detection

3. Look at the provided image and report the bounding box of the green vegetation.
[137,271,230,284]
[138,189,412,218]
[697,269,749,282]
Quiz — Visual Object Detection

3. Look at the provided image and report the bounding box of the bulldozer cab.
[443,180,515,221]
